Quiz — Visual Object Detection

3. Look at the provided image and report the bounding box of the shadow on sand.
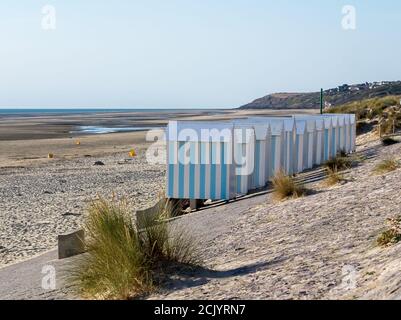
[153,256,287,293]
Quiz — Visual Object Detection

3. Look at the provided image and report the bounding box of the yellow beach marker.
[129,149,137,157]
[48,153,54,159]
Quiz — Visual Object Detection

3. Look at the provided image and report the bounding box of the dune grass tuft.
[324,166,344,186]
[373,158,399,175]
[70,196,199,300]
[272,170,307,201]
[377,216,401,247]
[324,155,352,171]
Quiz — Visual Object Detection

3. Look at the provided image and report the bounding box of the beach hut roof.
[315,119,324,130]
[341,113,350,124]
[337,114,346,126]
[295,120,307,134]
[323,117,333,129]
[268,119,285,136]
[305,119,316,132]
[283,118,296,132]
[254,124,270,140]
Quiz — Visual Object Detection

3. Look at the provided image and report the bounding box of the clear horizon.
[1,1,401,109]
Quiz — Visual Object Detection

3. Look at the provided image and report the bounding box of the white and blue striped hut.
[304,118,317,169]
[282,119,296,175]
[267,119,285,178]
[165,114,356,203]
[323,117,333,161]
[337,114,346,153]
[233,121,255,196]
[247,117,274,186]
[350,114,356,152]
[294,120,307,173]
[330,115,340,157]
[293,115,318,169]
[340,114,353,153]
[166,121,236,201]
[252,122,271,189]
[314,118,324,165]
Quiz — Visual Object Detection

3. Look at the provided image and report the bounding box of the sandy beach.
[0,109,319,267]
[2,109,401,300]
[2,132,401,300]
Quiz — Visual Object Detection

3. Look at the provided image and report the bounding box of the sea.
[0,108,226,134]
[0,108,216,116]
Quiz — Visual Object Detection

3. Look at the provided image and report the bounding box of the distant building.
[338,84,350,92]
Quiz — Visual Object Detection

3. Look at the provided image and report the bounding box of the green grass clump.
[377,216,401,247]
[70,197,199,299]
[272,170,307,201]
[373,158,399,174]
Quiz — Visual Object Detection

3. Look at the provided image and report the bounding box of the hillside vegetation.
[327,96,401,135]
[240,81,401,110]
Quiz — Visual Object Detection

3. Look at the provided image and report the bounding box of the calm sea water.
[0,108,215,116]
[70,126,161,134]
[0,108,225,134]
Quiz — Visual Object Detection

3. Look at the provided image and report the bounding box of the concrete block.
[136,198,183,229]
[58,229,85,259]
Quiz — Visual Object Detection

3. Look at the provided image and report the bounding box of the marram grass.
[377,216,401,247]
[69,196,200,300]
[373,158,399,175]
[272,170,307,201]
[324,155,352,171]
[324,166,344,187]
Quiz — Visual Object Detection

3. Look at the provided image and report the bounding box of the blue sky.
[0,0,400,109]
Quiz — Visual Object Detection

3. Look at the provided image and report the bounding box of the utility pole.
[320,88,324,114]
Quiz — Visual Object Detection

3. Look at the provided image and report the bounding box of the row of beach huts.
[165,114,356,202]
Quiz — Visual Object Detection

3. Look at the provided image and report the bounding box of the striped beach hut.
[337,114,347,153]
[165,114,357,203]
[246,117,274,185]
[166,121,236,201]
[233,121,256,196]
[314,118,324,165]
[327,115,339,158]
[293,116,317,169]
[305,118,317,169]
[294,120,307,173]
[252,122,271,189]
[342,114,351,153]
[283,119,296,175]
[267,119,285,178]
[323,117,333,161]
[350,114,356,152]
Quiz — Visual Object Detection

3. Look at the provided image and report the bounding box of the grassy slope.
[240,81,401,110]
